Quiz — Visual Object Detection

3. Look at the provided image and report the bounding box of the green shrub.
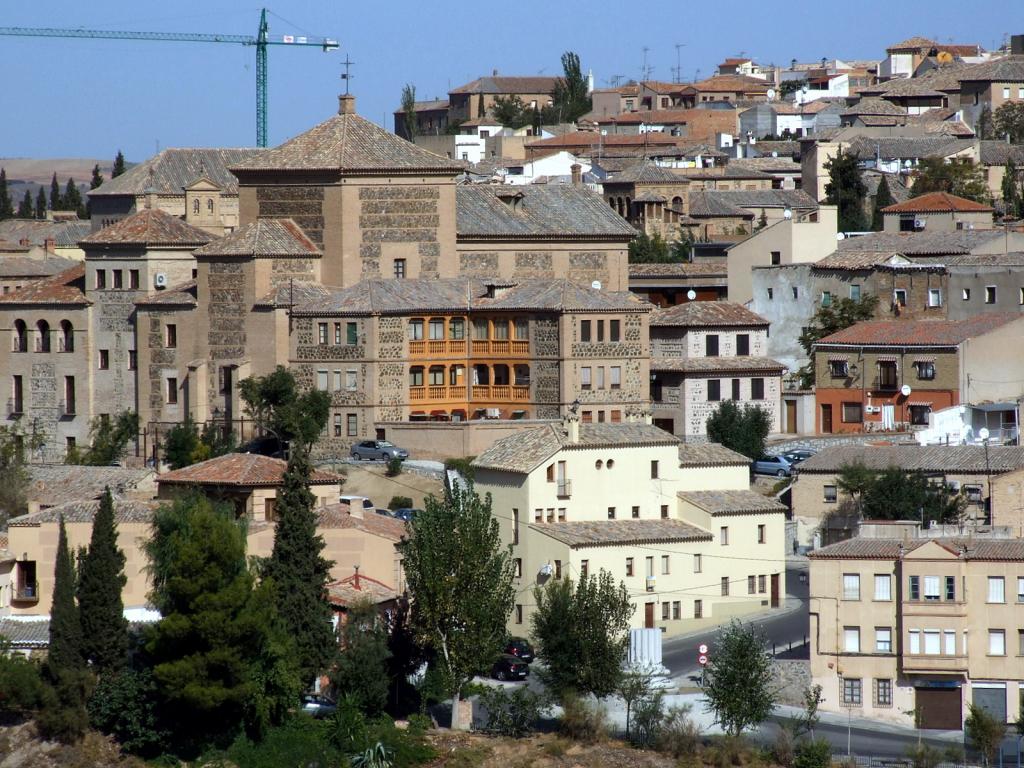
[444,457,475,481]
[225,715,338,768]
[477,684,550,738]
[559,692,608,743]
[631,688,665,748]
[389,496,414,511]
[36,669,92,744]
[330,698,434,768]
[87,668,165,756]
[793,738,833,768]
[0,650,45,720]
[386,457,404,477]
[656,704,702,759]
[906,743,943,768]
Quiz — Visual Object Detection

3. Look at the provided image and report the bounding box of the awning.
[876,355,899,362]
[975,402,1017,412]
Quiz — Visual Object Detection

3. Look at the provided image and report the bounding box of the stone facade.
[256,186,325,246]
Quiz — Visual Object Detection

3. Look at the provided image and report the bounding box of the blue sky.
[0,0,1017,162]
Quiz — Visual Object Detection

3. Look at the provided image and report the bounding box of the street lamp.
[980,427,992,524]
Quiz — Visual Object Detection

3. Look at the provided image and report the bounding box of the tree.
[87,667,165,756]
[532,570,633,699]
[400,83,418,140]
[144,493,300,756]
[0,424,37,528]
[70,410,139,466]
[859,467,966,525]
[49,172,62,211]
[993,101,1024,143]
[64,178,85,218]
[706,402,773,461]
[240,365,331,452]
[1002,159,1022,219]
[163,420,201,470]
[966,703,1006,767]
[0,640,45,719]
[756,208,768,230]
[332,598,392,716]
[490,95,532,129]
[16,189,33,218]
[794,684,823,740]
[670,229,695,262]
[797,294,879,387]
[911,157,990,204]
[977,105,995,140]
[86,164,104,219]
[871,175,895,231]
[703,619,775,737]
[617,665,662,741]
[265,446,335,686]
[836,461,875,515]
[398,481,515,728]
[628,231,671,263]
[77,488,128,673]
[824,149,868,231]
[0,168,13,220]
[548,51,592,124]
[35,186,47,219]
[112,150,126,178]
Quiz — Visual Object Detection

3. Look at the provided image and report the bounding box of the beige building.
[881,192,994,233]
[810,534,1024,729]
[473,421,786,638]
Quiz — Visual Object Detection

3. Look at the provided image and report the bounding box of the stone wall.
[513,251,552,278]
[269,257,317,291]
[376,317,405,422]
[30,362,60,462]
[359,187,441,278]
[459,251,499,275]
[256,186,325,246]
[567,251,608,285]
[146,313,178,415]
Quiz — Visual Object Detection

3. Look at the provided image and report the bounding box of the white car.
[340,495,376,513]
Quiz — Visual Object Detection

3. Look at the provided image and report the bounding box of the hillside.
[0,157,127,209]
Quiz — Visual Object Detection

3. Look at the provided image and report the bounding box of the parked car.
[753,455,794,477]
[392,508,422,523]
[300,694,337,718]
[340,495,376,513]
[490,654,529,681]
[350,440,409,461]
[503,637,535,664]
[781,449,815,466]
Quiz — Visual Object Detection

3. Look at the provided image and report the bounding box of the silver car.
[752,455,794,477]
[350,440,409,461]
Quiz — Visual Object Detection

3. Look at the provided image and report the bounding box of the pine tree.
[49,173,62,211]
[17,190,33,218]
[112,150,126,178]
[86,164,104,220]
[0,168,13,220]
[265,448,335,686]
[48,515,85,675]
[871,176,895,231]
[35,186,47,219]
[78,488,128,673]
[64,178,85,219]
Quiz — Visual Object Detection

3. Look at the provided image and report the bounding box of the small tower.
[184,176,224,237]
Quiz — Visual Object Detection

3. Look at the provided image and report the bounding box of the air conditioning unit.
[154,272,168,289]
[645,576,656,592]
[485,408,501,419]
[914,219,927,230]
[865,405,880,414]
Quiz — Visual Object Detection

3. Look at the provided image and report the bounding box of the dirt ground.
[427,732,680,768]
[325,462,445,509]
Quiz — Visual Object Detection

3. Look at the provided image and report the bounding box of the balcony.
[6,398,23,417]
[472,339,529,356]
[557,479,572,498]
[901,654,969,674]
[409,385,467,403]
[12,581,39,604]
[408,339,467,356]
[471,385,530,401]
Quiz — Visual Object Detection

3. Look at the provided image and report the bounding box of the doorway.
[821,404,833,434]
[644,602,655,629]
[785,400,797,434]
[770,573,780,608]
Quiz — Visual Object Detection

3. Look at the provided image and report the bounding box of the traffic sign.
[698,654,708,666]
[698,643,708,655]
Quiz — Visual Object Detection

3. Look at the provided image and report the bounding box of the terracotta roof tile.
[882,191,993,214]
[650,356,785,374]
[0,263,88,306]
[531,519,711,548]
[26,465,155,508]
[651,301,767,327]
[797,444,1024,474]
[628,262,727,278]
[835,230,1005,255]
[450,76,559,95]
[958,55,1024,83]
[80,208,212,248]
[686,75,770,93]
[525,133,685,151]
[810,537,1024,561]
[157,453,341,487]
[814,251,918,270]
[0,255,77,279]
[679,489,787,515]
[316,503,407,541]
[841,98,908,117]
[678,443,751,467]
[815,314,1021,347]
[9,498,159,527]
[0,219,90,248]
[193,219,321,258]
[327,573,399,607]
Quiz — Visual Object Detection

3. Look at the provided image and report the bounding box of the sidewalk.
[773,702,963,743]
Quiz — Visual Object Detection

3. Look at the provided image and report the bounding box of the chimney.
[1012,35,1024,56]
[570,163,582,186]
[338,93,356,115]
[43,237,55,254]
[353,565,361,591]
[563,411,580,443]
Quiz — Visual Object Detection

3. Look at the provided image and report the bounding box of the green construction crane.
[0,8,339,147]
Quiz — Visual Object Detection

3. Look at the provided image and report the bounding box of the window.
[946,576,956,601]
[842,678,862,705]
[721,577,730,596]
[923,575,940,601]
[844,627,860,653]
[10,375,22,414]
[875,679,893,707]
[596,320,605,342]
[751,378,765,400]
[165,324,177,348]
[429,318,445,340]
[1017,577,1024,602]
[770,250,781,265]
[694,554,702,573]
[893,289,907,306]
[334,415,342,437]
[736,334,750,356]
[963,288,972,301]
[842,402,863,423]
[824,485,838,503]
[707,379,721,401]
[346,322,358,345]
[672,601,681,620]
[694,599,703,618]
[596,367,605,390]
[909,404,931,426]
[408,319,424,340]
[661,555,670,575]
[908,629,921,654]
[874,574,891,601]
[610,366,621,389]
[705,334,719,357]
[515,604,523,624]
[650,460,659,479]
[558,508,566,522]
[346,370,357,390]
[128,350,136,370]
[129,269,139,289]
[409,367,423,387]
[843,573,860,600]
[609,320,620,342]
[909,575,920,600]
[112,269,123,289]
[580,320,591,342]
[914,361,935,380]
[767,288,774,300]
[986,285,997,304]
[554,560,562,579]
[346,414,357,437]
[316,370,328,390]
[317,322,328,344]
[850,284,861,301]
[331,322,341,345]
[989,577,1006,603]
[731,379,741,400]
[98,349,109,370]
[165,377,177,405]
[945,630,956,655]
[608,506,616,519]
[581,367,592,389]
[748,575,757,594]
[534,508,542,523]
[821,291,832,308]
[928,288,942,307]
[394,259,406,279]
[645,556,654,579]
[95,269,106,289]
[661,504,669,519]
[877,361,897,389]
[632,505,640,519]
[829,360,849,378]
[1004,87,1011,99]
[792,286,799,299]
[720,526,729,546]
[580,559,588,577]
[429,366,444,386]
[626,557,634,577]
[448,318,465,340]
[990,629,1006,656]
[332,371,342,391]
[876,627,892,652]
[753,525,765,544]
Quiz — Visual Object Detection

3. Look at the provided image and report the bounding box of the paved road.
[662,558,810,678]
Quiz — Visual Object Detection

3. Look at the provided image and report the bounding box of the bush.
[706,734,748,768]
[87,668,165,756]
[225,715,338,768]
[330,698,435,768]
[906,743,943,768]
[559,693,608,743]
[631,688,665,749]
[386,457,404,477]
[36,669,92,744]
[0,650,45,720]
[772,725,795,767]
[389,496,414,511]
[656,704,702,759]
[793,738,833,768]
[477,684,550,738]
[444,457,475,481]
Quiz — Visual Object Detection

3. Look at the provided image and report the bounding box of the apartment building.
[810,535,1024,729]
[473,419,786,637]
[881,192,994,234]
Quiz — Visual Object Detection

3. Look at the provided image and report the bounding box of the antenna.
[641,46,650,81]
[674,42,686,83]
[340,54,355,95]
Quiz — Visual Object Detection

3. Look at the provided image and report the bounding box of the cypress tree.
[64,178,85,219]
[871,176,895,231]
[49,173,62,211]
[17,189,33,218]
[35,186,47,219]
[265,448,335,686]
[48,514,84,675]
[0,168,13,220]
[89,164,104,191]
[78,488,128,673]
[112,150,126,178]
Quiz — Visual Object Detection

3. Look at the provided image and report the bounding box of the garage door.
[916,687,962,730]
[973,685,1007,724]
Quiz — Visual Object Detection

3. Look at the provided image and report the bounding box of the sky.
[0,0,1018,163]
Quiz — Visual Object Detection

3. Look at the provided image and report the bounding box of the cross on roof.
[340,54,355,95]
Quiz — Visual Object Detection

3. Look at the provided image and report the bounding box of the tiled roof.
[628,262,727,278]
[862,171,911,204]
[0,618,51,648]
[977,140,1024,166]
[525,132,684,152]
[9,498,159,527]
[835,230,1004,255]
[134,280,198,307]
[293,277,648,317]
[157,453,340,487]
[316,503,407,541]
[650,356,785,373]
[450,75,559,95]
[687,75,770,93]
[231,111,461,174]
[751,140,800,158]
[810,537,1024,561]
[193,218,320,258]
[729,157,802,173]
[815,314,1020,347]
[679,489,787,515]
[26,465,154,508]
[0,255,77,278]
[883,191,993,214]
[688,190,753,218]
[609,161,682,184]
[405,99,449,113]
[958,55,1024,83]
[0,238,29,254]
[797,444,1024,474]
[651,301,767,327]
[814,250,912,270]
[474,422,679,475]
[887,36,940,51]
[678,443,750,467]
[254,280,331,309]
[0,263,88,306]
[841,98,908,117]
[456,185,636,239]
[80,208,212,248]
[0,219,91,248]
[327,574,399,607]
[89,148,261,197]
[531,519,711,548]
[707,188,818,213]
[845,136,970,161]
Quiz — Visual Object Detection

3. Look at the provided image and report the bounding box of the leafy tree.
[911,157,991,204]
[49,172,62,211]
[0,638,45,718]
[871,175,895,231]
[824,149,867,231]
[628,231,671,263]
[69,410,139,466]
[77,487,129,673]
[240,365,331,452]
[547,51,592,124]
[706,402,773,461]
[112,150,126,178]
[780,79,808,97]
[491,95,531,128]
[400,83,418,140]
[671,229,695,262]
[0,424,37,528]
[398,481,515,728]
[0,168,13,220]
[966,703,1006,767]
[859,467,966,525]
[87,667,165,756]
[144,493,300,756]
[332,598,392,716]
[35,186,47,219]
[993,101,1024,143]
[794,684,823,740]
[617,665,662,741]
[703,619,775,736]
[163,420,201,470]
[532,570,632,699]
[1002,159,1022,219]
[16,189,33,218]
[797,294,879,387]
[265,445,335,687]
[836,461,875,515]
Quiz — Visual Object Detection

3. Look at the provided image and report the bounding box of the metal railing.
[557,479,572,498]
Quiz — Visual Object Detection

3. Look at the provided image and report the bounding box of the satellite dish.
[979,427,991,441]
[900,384,912,397]
[591,280,602,290]
[836,233,845,241]
[686,289,697,300]
[937,51,954,63]
[538,563,554,577]
[766,88,776,101]
[783,207,793,220]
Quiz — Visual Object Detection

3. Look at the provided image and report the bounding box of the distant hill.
[0,157,134,209]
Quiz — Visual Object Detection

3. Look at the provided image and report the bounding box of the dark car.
[490,654,529,682]
[503,637,535,663]
[782,449,815,466]
[752,454,794,477]
[392,508,423,523]
[350,440,409,461]
[300,694,337,718]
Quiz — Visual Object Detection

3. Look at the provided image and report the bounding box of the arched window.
[12,320,26,353]
[192,199,200,214]
[672,196,683,209]
[206,198,214,213]
[60,320,74,352]
[36,320,50,353]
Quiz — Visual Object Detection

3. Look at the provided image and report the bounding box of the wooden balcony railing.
[409,339,468,356]
[471,339,529,355]
[471,385,530,401]
[410,385,468,402]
